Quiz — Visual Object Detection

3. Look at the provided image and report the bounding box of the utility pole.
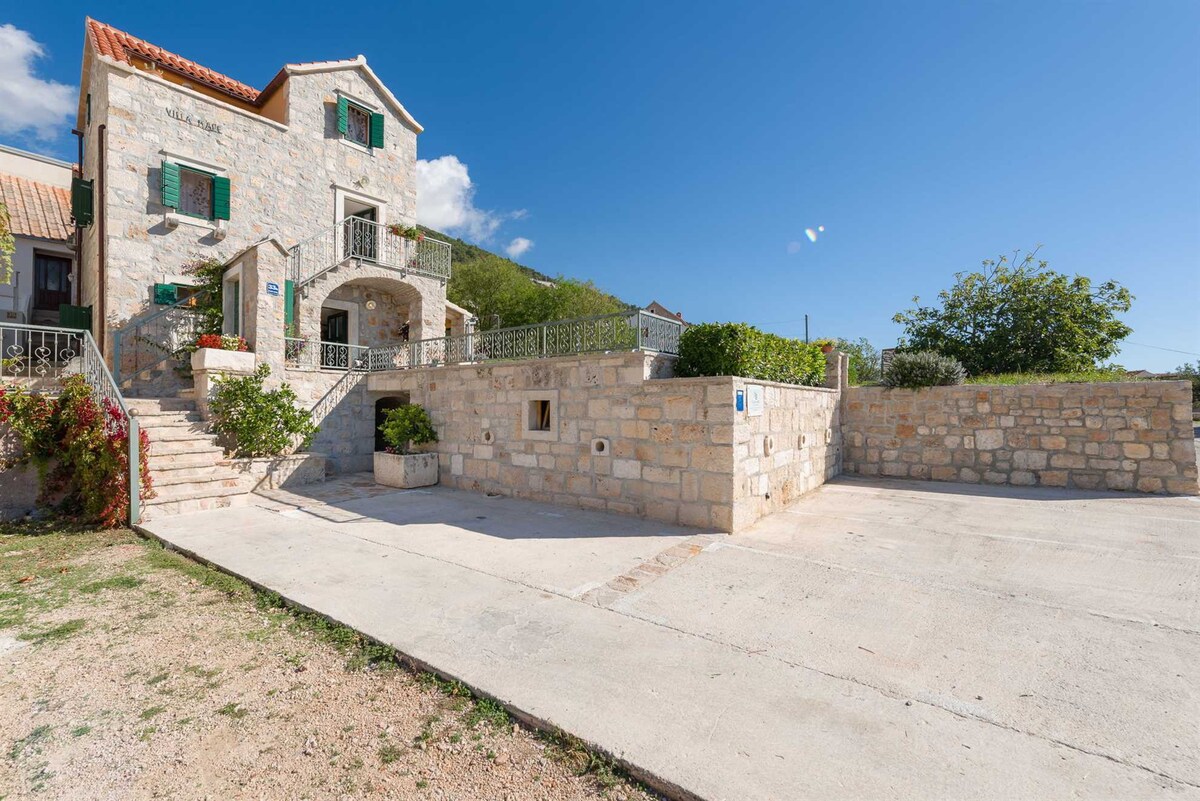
[804,314,809,345]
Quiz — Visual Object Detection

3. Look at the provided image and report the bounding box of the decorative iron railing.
[288,217,452,288]
[1,321,142,525]
[113,291,209,385]
[284,338,372,371]
[283,311,679,375]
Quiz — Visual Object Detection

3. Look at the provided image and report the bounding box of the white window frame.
[320,298,360,347]
[333,185,388,228]
[336,89,382,154]
[160,149,228,238]
[222,262,244,337]
[521,390,559,442]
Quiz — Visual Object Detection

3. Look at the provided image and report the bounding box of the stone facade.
[842,381,1198,494]
[76,39,445,380]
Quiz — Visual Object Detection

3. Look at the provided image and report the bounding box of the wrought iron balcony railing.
[288,217,452,288]
[283,311,681,374]
[112,291,209,385]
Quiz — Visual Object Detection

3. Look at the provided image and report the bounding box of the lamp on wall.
[365,300,377,310]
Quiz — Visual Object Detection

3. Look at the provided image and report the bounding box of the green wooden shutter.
[284,280,295,329]
[70,177,94,227]
[336,96,349,134]
[369,113,385,148]
[212,175,231,220]
[153,283,179,305]
[59,304,92,332]
[161,161,180,209]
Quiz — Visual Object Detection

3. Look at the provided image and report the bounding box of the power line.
[1122,341,1200,357]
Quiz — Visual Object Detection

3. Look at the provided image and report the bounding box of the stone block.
[976,429,1004,450]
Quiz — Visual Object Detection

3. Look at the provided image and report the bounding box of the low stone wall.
[223,452,328,491]
[842,381,1198,494]
[0,427,42,521]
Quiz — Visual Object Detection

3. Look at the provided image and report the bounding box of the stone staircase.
[128,397,253,520]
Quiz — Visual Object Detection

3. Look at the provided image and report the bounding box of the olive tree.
[893,250,1133,375]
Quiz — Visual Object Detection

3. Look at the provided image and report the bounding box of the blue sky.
[3,1,1197,369]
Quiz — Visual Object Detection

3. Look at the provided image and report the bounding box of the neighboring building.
[644,300,689,327]
[0,146,78,327]
[72,18,465,394]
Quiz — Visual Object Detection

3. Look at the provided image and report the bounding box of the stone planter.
[191,347,256,373]
[374,451,439,489]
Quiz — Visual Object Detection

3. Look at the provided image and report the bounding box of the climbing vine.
[0,202,14,285]
[181,256,226,335]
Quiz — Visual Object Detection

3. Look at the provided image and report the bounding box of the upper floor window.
[161,160,230,221]
[337,96,384,150]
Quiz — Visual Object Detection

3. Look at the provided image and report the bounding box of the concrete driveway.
[142,474,1200,800]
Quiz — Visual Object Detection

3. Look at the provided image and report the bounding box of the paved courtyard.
[142,474,1200,800]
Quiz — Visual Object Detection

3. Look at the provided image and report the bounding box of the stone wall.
[0,426,39,521]
[366,352,844,531]
[842,381,1198,494]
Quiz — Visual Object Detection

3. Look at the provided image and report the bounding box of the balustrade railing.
[1,321,142,525]
[283,311,679,375]
[113,291,209,385]
[288,218,452,288]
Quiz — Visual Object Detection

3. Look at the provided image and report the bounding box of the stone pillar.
[824,350,849,393]
[241,241,289,388]
[408,287,447,343]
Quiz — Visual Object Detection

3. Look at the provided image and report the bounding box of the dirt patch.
[0,526,651,800]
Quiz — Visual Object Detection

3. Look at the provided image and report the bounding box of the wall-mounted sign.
[166,107,221,134]
[266,281,281,297]
[746,385,764,417]
[736,389,745,412]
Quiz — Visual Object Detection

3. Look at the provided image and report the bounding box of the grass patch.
[79,575,143,594]
[139,705,166,720]
[70,725,92,737]
[542,731,621,789]
[462,698,509,730]
[146,672,170,686]
[8,724,51,760]
[216,702,248,720]
[378,743,404,764]
[965,369,1136,386]
[18,619,86,645]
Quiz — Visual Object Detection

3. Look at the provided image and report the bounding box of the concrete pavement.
[141,476,1200,800]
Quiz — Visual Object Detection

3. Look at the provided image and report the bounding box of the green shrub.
[675,323,825,386]
[882,351,966,388]
[378,405,438,454]
[209,365,317,458]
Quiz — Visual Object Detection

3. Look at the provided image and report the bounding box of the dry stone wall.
[842,382,1198,494]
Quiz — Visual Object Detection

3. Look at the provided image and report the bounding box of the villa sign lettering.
[166,107,221,134]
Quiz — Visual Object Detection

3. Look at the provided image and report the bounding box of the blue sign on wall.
[736,389,745,412]
[266,281,280,296]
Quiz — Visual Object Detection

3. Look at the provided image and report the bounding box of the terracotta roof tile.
[87,18,260,103]
[0,174,72,241]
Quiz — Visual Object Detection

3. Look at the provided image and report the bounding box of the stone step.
[146,438,225,457]
[142,426,213,443]
[147,476,250,504]
[152,467,246,488]
[128,398,197,415]
[147,452,226,470]
[141,492,250,521]
[136,414,205,430]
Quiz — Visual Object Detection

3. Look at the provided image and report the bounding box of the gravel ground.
[0,525,652,801]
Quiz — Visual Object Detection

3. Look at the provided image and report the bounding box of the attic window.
[337,97,384,149]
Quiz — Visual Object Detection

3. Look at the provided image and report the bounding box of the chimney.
[675,312,682,318]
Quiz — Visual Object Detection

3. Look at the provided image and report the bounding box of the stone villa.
[0,19,1194,526]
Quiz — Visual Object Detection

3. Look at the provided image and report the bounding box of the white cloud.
[417,154,526,242]
[505,237,533,259]
[0,25,76,140]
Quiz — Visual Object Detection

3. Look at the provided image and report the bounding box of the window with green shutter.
[160,161,230,221]
[70,177,94,227]
[337,96,384,150]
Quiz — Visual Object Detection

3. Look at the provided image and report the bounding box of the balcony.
[289,218,452,288]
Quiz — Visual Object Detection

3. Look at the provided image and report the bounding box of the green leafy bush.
[882,351,966,388]
[378,405,438,454]
[209,365,317,458]
[675,323,825,386]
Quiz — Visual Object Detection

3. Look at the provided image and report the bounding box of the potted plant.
[190,333,255,373]
[374,404,439,488]
[386,223,424,242]
[814,338,836,354]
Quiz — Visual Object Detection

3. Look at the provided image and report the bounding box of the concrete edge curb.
[132,523,705,801]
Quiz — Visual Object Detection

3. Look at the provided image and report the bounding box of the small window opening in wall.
[528,400,552,432]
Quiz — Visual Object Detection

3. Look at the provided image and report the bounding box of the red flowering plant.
[195,333,249,352]
[0,376,154,527]
[387,223,424,242]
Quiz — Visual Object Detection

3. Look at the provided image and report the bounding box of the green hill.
[420,226,633,329]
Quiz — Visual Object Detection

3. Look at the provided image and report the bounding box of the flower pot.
[374,451,439,489]
[820,344,834,354]
[190,347,256,374]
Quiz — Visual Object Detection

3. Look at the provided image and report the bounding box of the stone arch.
[297,266,446,345]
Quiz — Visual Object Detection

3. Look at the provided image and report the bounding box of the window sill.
[340,137,373,155]
[165,213,227,240]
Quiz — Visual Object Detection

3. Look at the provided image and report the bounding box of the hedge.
[674,323,825,386]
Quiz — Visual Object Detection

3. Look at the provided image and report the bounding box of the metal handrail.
[284,338,371,371]
[288,218,453,288]
[1,320,141,524]
[113,290,210,385]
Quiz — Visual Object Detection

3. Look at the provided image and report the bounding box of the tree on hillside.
[835,337,882,384]
[892,250,1133,375]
